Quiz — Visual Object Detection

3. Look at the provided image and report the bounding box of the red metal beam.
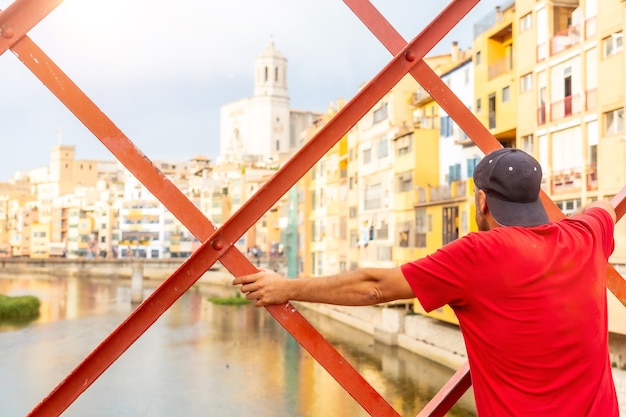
[0,0,62,54]
[7,0,475,415]
[416,362,472,417]
[345,1,626,415]
[13,28,399,417]
[0,2,400,415]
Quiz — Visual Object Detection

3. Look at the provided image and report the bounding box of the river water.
[0,275,476,417]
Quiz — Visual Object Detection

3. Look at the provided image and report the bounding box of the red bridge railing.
[0,1,624,416]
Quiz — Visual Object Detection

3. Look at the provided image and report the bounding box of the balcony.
[549,166,599,194]
[551,24,580,56]
[414,181,468,207]
[411,88,432,106]
[487,56,513,80]
[550,94,582,121]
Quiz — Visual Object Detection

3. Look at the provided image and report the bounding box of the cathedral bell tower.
[254,40,288,99]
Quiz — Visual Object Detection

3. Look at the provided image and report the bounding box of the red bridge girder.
[0,1,624,416]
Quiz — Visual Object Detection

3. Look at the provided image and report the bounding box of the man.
[233,148,619,416]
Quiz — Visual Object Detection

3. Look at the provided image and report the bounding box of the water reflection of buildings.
[0,276,477,416]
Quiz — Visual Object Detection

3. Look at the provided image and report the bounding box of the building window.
[396,134,412,156]
[363,148,372,164]
[396,171,413,192]
[476,98,482,113]
[448,164,461,183]
[442,206,459,245]
[350,230,359,248]
[373,102,388,124]
[522,134,534,154]
[398,228,410,247]
[521,73,533,92]
[520,12,532,32]
[603,32,623,58]
[555,199,582,216]
[475,50,481,65]
[604,108,624,135]
[415,209,427,248]
[364,183,382,210]
[376,220,389,240]
[377,136,389,159]
[439,116,453,137]
[488,93,496,129]
[502,86,510,102]
[466,156,480,178]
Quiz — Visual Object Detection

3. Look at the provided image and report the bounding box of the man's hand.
[232,269,291,307]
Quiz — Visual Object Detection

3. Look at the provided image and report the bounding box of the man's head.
[473,148,549,229]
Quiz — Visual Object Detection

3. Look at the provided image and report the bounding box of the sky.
[0,0,501,181]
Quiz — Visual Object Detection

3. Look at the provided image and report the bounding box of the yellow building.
[473,2,517,148]
[347,74,419,270]
[297,102,348,277]
[30,222,51,258]
[514,0,626,335]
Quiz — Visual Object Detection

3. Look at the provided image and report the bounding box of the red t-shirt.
[401,207,618,416]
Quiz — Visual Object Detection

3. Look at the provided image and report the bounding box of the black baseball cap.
[473,148,549,227]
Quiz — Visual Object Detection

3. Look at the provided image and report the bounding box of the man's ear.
[477,189,488,214]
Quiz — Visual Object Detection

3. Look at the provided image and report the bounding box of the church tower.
[254,40,288,98]
[220,40,291,163]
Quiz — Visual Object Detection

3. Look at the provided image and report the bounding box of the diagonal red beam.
[12,30,398,417]
[192,0,481,255]
[0,0,62,54]
[416,362,472,417]
[608,186,626,304]
[345,2,626,415]
[345,0,626,303]
[25,0,478,414]
[8,0,472,415]
[0,4,399,416]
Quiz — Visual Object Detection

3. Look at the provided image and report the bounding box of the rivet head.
[211,239,224,251]
[404,50,416,62]
[1,27,14,39]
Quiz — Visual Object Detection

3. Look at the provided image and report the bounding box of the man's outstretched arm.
[232,267,414,307]
[582,199,617,224]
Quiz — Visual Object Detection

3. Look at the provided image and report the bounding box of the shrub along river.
[0,274,476,416]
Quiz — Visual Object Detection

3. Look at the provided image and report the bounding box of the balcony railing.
[537,104,546,125]
[415,181,468,206]
[551,24,580,56]
[411,92,432,107]
[550,168,583,194]
[550,165,598,193]
[550,94,582,121]
[487,56,513,80]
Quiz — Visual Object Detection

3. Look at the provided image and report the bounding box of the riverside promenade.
[2,258,625,413]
